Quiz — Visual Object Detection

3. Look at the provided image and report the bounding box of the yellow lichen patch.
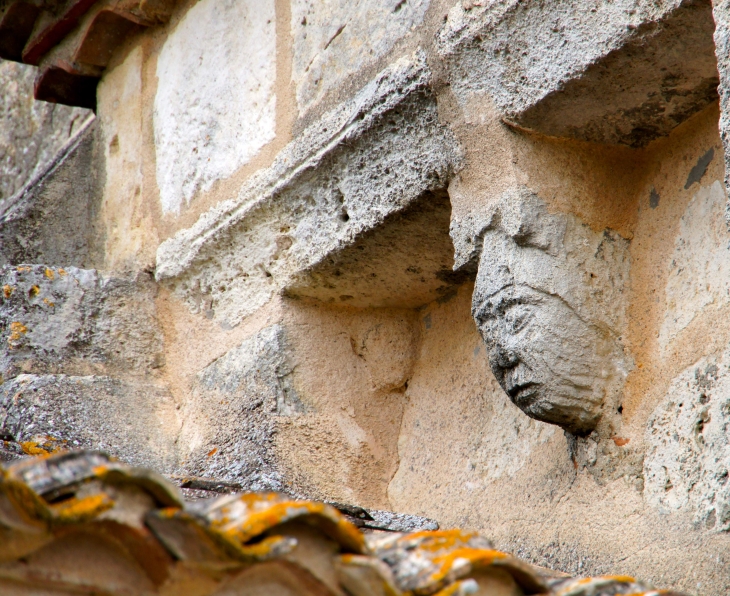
[3,285,14,299]
[20,436,67,456]
[430,547,508,585]
[29,285,40,297]
[44,268,55,279]
[16,266,30,273]
[51,493,115,524]
[402,530,478,553]
[42,298,55,307]
[8,321,28,346]
[20,442,49,456]
[201,495,364,555]
[58,268,67,276]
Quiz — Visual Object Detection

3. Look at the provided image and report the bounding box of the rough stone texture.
[156,52,461,327]
[645,345,730,532]
[0,120,105,269]
[0,60,93,204]
[0,374,178,471]
[712,0,730,223]
[291,0,430,114]
[439,0,718,146]
[286,190,466,309]
[0,265,165,379]
[465,189,631,434]
[660,179,730,349]
[178,325,299,491]
[154,0,277,214]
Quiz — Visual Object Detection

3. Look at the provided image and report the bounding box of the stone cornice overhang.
[0,0,177,109]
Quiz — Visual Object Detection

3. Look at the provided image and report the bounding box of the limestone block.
[0,265,165,379]
[438,0,718,146]
[154,0,277,214]
[467,189,631,433]
[179,325,300,491]
[291,0,430,113]
[0,119,104,268]
[97,45,151,271]
[156,52,461,327]
[0,374,179,471]
[645,345,730,531]
[0,60,93,203]
[660,180,730,349]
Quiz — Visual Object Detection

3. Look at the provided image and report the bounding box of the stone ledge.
[155,51,462,326]
[439,0,718,147]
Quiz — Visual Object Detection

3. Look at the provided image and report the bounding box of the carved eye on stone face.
[502,302,533,335]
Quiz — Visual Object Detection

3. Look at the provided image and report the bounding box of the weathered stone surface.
[0,265,165,379]
[156,52,461,327]
[291,0,430,114]
[154,0,277,214]
[439,0,718,146]
[465,189,631,433]
[97,46,150,271]
[660,179,730,348]
[712,0,730,223]
[0,374,178,471]
[178,325,300,491]
[645,345,730,531]
[0,60,93,203]
[285,190,465,309]
[0,120,104,268]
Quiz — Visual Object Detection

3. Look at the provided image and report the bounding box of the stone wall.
[0,60,93,205]
[2,1,730,594]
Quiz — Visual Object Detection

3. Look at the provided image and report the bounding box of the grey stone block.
[439,0,717,147]
[0,374,178,471]
[0,120,105,268]
[0,60,93,203]
[0,265,165,379]
[178,325,300,491]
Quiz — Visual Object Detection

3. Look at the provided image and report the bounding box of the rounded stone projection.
[470,188,631,434]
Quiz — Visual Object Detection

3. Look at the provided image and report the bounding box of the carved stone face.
[464,189,630,435]
[473,283,620,434]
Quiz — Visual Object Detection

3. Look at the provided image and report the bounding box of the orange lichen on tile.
[51,493,115,524]
[0,452,694,595]
[44,268,55,279]
[29,285,40,297]
[3,285,14,298]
